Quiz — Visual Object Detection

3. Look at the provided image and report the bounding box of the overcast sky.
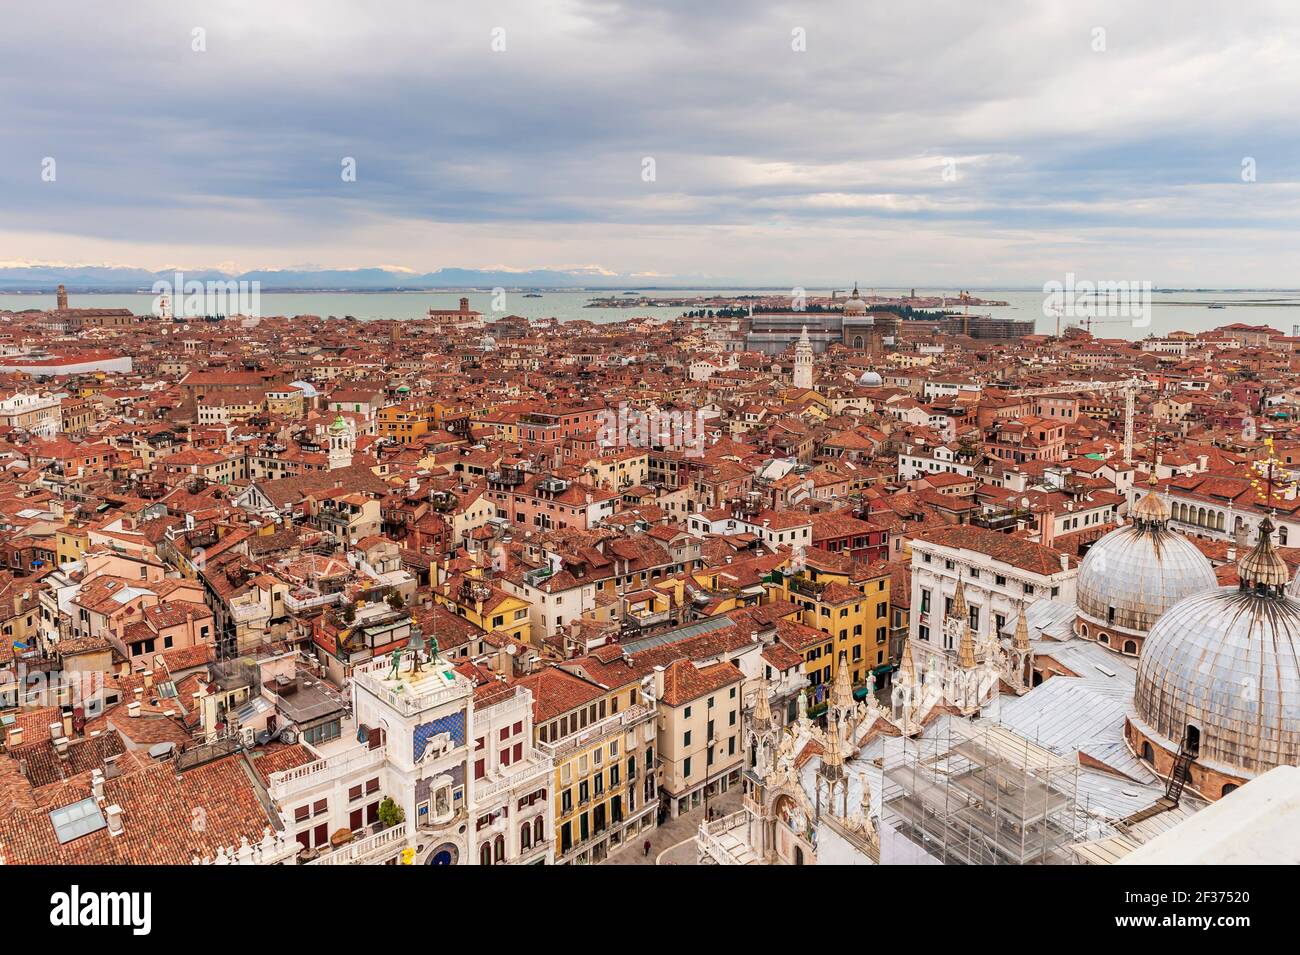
[2,0,1299,286]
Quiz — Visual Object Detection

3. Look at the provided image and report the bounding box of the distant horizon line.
[6,285,1300,295]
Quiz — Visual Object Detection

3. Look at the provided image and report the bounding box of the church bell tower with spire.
[793,325,814,391]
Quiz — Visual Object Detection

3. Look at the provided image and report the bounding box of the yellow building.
[432,569,533,644]
[578,450,649,491]
[377,400,433,445]
[765,553,891,692]
[265,386,306,418]
[0,576,40,653]
[518,667,658,864]
[469,410,518,443]
[56,524,90,566]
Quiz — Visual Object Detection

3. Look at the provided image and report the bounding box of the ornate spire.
[949,576,977,668]
[830,650,854,711]
[1240,436,1294,595]
[897,637,916,686]
[950,575,968,623]
[1131,481,1171,527]
[1131,418,1168,524]
[1013,601,1031,652]
[1239,516,1289,595]
[821,714,844,777]
[752,678,773,732]
[957,614,977,670]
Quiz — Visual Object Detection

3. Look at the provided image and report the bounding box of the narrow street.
[604,789,743,865]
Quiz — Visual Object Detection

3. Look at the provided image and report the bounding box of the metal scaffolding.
[880,719,1081,865]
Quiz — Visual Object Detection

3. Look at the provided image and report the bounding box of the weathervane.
[1248,435,1297,515]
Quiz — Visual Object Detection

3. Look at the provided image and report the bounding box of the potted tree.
[377,796,405,832]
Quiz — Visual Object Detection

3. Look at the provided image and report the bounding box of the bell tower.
[793,325,814,390]
[327,414,354,470]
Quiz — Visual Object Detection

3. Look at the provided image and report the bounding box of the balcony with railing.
[305,821,411,866]
[352,653,472,717]
[474,751,554,802]
[284,589,345,614]
[536,702,654,763]
[787,574,827,598]
[267,742,387,800]
[972,507,1029,532]
[696,810,757,865]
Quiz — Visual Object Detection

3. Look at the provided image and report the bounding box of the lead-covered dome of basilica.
[1133,517,1300,780]
[1075,482,1217,646]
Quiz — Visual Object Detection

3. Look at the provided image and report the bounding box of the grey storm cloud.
[2,0,1300,284]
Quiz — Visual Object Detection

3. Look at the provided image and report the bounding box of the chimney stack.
[6,726,21,747]
[127,701,141,718]
[105,805,124,836]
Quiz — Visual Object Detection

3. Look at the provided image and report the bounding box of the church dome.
[1134,519,1300,778]
[842,283,868,315]
[1076,487,1216,635]
[857,370,883,387]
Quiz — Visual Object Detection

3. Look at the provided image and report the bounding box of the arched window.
[1098,632,1109,645]
[1141,741,1155,763]
[533,817,544,843]
[1080,623,1089,639]
[1221,783,1239,798]
[1185,724,1201,754]
[493,834,505,863]
[479,842,492,866]
[520,823,532,851]
[1123,640,1137,655]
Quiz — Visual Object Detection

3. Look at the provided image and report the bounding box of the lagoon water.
[4,288,1300,341]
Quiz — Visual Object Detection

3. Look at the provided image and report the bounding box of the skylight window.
[49,798,107,844]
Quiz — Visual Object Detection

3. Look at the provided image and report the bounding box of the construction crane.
[1007,377,1143,463]
[1072,314,1137,334]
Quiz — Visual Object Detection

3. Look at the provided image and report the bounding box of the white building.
[0,391,62,437]
[262,641,559,866]
[267,648,476,865]
[896,442,976,482]
[468,682,555,865]
[908,526,1077,669]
